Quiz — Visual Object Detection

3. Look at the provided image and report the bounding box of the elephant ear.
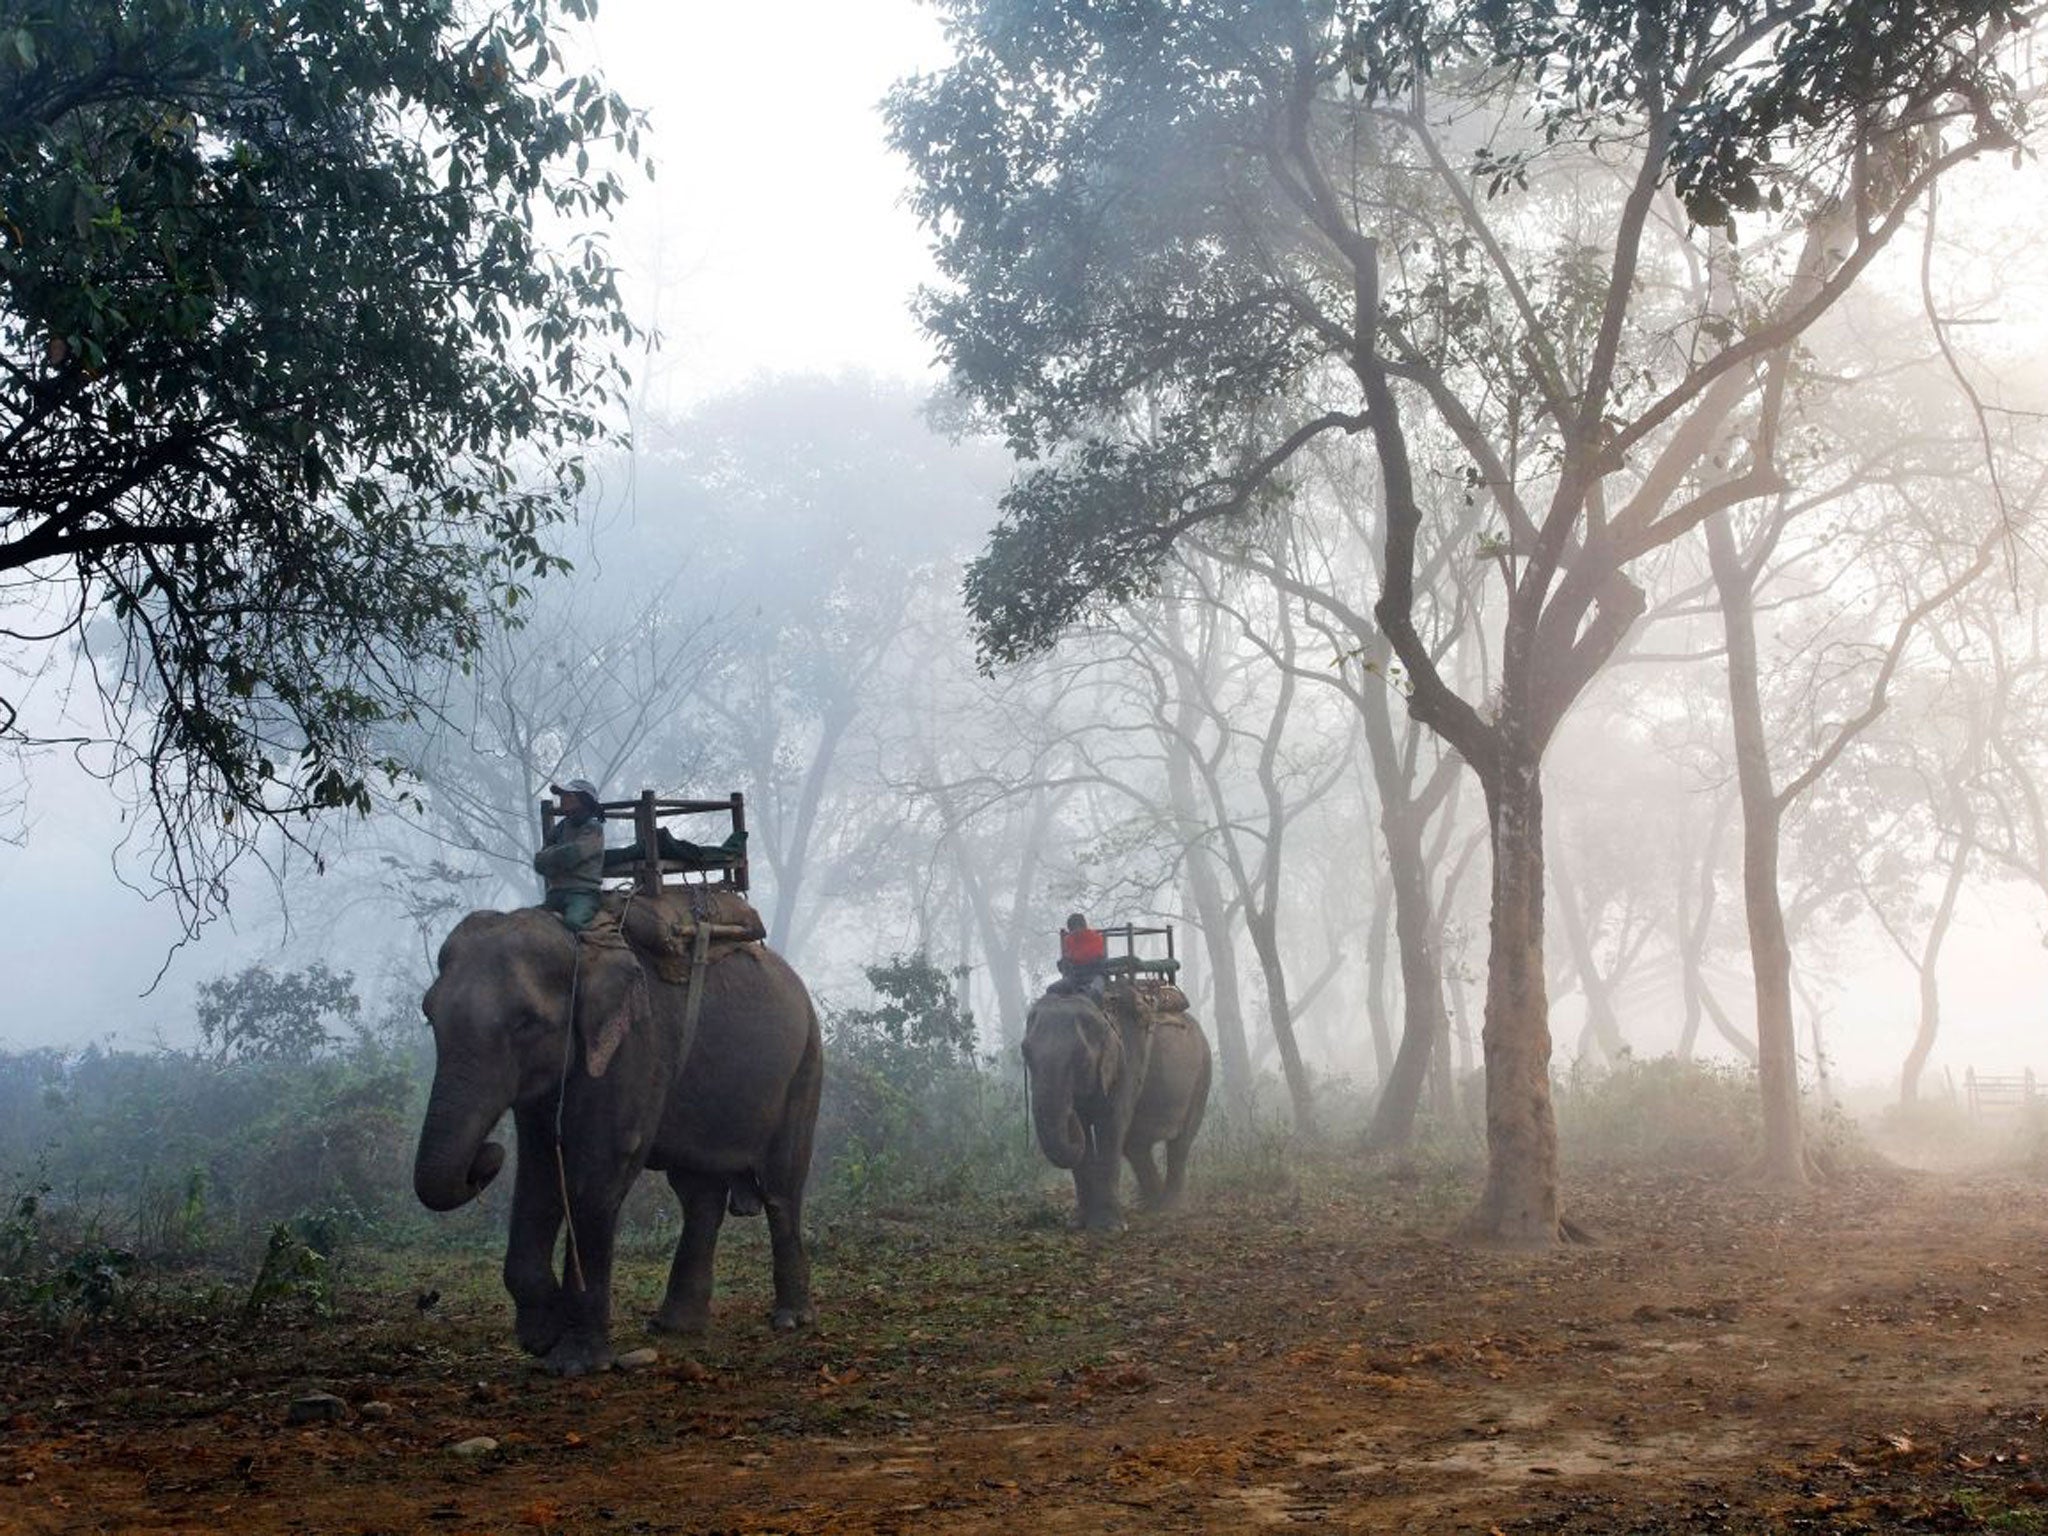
[1096,1033,1122,1101]
[576,951,645,1079]
[1081,1007,1124,1100]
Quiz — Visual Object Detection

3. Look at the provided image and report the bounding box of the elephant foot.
[647,1305,709,1339]
[771,1300,816,1333]
[515,1302,566,1358]
[541,1334,614,1377]
[1073,1212,1126,1236]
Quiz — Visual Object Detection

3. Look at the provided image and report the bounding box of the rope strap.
[554,936,589,1294]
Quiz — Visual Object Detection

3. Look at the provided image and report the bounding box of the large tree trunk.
[1364,803,1450,1149]
[1707,512,1806,1184]
[1464,749,1565,1245]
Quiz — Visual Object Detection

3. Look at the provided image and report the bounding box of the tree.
[393,560,727,911]
[1215,443,1475,1148]
[1134,558,1355,1133]
[0,0,646,925]
[196,961,359,1065]
[640,376,1003,958]
[891,0,2030,1244]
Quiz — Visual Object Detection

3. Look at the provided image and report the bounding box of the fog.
[7,1,2048,1115]
[20,7,2048,1526]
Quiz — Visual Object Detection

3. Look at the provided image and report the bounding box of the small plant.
[0,1180,48,1280]
[1950,1488,2048,1533]
[51,1244,136,1318]
[243,1223,330,1320]
[0,1179,137,1323]
[134,1167,211,1262]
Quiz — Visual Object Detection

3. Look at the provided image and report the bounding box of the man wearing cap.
[536,778,607,931]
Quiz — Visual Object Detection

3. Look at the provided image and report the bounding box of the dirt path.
[5,1163,2048,1533]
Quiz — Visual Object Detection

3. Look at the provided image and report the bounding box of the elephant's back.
[653,944,819,1166]
[1131,1012,1212,1136]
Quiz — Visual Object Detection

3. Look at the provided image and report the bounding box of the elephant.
[412,905,822,1376]
[1021,983,1212,1231]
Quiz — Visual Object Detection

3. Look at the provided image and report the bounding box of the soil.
[5,1159,2048,1534]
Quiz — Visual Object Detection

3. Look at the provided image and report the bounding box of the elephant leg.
[763,1190,814,1332]
[761,1026,820,1330]
[651,1171,726,1338]
[540,1154,634,1377]
[1161,1053,1209,1213]
[506,1106,566,1357]
[1127,1140,1165,1211]
[1160,1132,1193,1212]
[1073,1128,1124,1233]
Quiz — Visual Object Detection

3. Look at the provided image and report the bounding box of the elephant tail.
[763,1001,825,1202]
[727,1174,765,1217]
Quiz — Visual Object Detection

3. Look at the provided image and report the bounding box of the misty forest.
[8,1,2048,1531]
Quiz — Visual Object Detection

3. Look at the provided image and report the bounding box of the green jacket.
[534,815,605,894]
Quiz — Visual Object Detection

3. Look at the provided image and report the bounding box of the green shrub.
[0,962,435,1281]
[243,1222,331,1319]
[814,952,1040,1214]
[0,1177,137,1324]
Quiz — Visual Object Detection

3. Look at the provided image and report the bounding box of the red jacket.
[1061,927,1107,966]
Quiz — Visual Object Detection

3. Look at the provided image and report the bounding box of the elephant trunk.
[413,1064,511,1212]
[1031,1062,1088,1169]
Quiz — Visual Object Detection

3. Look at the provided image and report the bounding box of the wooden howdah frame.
[1084,922,1179,980]
[540,790,749,897]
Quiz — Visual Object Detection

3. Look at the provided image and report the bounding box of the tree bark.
[1706,511,1806,1184]
[1363,801,1450,1149]
[1900,825,1971,1104]
[1165,715,1254,1113]
[1247,909,1317,1138]
[1464,748,1565,1245]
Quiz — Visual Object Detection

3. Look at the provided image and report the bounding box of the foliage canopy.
[888,0,2030,673]
[0,0,646,920]
[195,960,360,1065]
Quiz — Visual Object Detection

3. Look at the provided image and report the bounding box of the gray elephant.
[1022,983,1211,1230]
[412,906,822,1376]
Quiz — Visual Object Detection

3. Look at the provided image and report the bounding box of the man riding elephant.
[536,778,606,931]
[1056,911,1108,997]
[413,889,822,1375]
[1023,977,1211,1231]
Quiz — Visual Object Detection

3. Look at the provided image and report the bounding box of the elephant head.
[1021,992,1124,1169]
[412,910,645,1212]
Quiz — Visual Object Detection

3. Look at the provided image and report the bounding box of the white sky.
[585,0,950,410]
